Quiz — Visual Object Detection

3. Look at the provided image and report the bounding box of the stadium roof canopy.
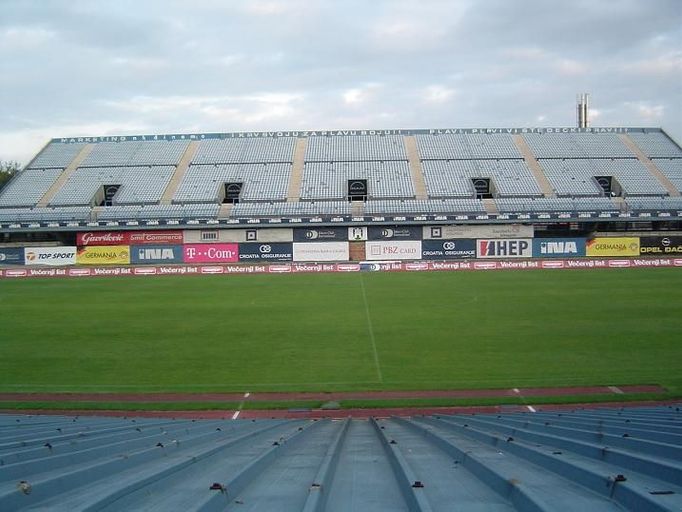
[1,405,681,511]
[1,127,681,231]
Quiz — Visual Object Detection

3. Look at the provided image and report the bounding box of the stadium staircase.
[482,198,499,214]
[352,201,364,217]
[218,203,233,218]
[36,144,95,207]
[512,135,556,197]
[619,134,681,197]
[404,135,429,200]
[160,140,200,205]
[286,137,307,202]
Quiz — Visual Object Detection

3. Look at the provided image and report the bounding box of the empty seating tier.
[540,159,667,197]
[192,137,296,164]
[416,133,521,159]
[49,166,176,206]
[301,161,414,200]
[651,159,682,192]
[174,163,291,203]
[523,132,634,158]
[422,160,542,198]
[81,140,190,167]
[0,169,64,207]
[305,135,406,162]
[27,143,87,169]
[628,131,682,158]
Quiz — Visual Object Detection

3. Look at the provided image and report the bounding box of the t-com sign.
[183,244,238,263]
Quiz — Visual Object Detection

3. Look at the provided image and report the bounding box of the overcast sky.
[1,0,680,165]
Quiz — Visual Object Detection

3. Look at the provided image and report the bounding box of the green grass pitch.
[1,268,681,395]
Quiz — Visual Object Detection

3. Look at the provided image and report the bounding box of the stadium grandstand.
[0,127,680,230]
[1,406,681,510]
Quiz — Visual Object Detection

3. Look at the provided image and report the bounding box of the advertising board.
[77,231,183,246]
[183,229,293,243]
[424,224,533,240]
[0,247,25,265]
[477,239,532,258]
[422,239,476,259]
[639,236,682,255]
[293,227,347,242]
[130,245,184,264]
[586,237,639,257]
[292,242,349,262]
[365,240,422,260]
[76,246,130,265]
[238,243,293,262]
[532,238,586,258]
[368,226,421,241]
[182,243,239,263]
[25,246,77,266]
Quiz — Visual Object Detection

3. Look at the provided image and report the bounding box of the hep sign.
[477,239,532,258]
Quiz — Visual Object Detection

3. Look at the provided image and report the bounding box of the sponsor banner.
[586,237,639,257]
[533,238,586,258]
[183,243,239,263]
[77,231,184,246]
[348,227,368,241]
[238,243,293,262]
[0,247,25,265]
[424,224,533,240]
[474,261,499,270]
[183,228,292,243]
[405,262,429,271]
[3,269,27,277]
[292,263,338,273]
[608,260,632,268]
[542,260,566,269]
[422,239,476,260]
[155,266,201,275]
[131,245,183,264]
[25,246,77,266]
[477,239,532,258]
[200,266,224,274]
[129,231,183,245]
[639,236,682,255]
[268,264,292,273]
[77,246,130,265]
[134,267,158,275]
[293,227,347,242]
[428,261,473,271]
[69,268,92,277]
[293,242,349,262]
[89,267,134,276]
[368,226,421,241]
[365,240,422,260]
[335,263,360,272]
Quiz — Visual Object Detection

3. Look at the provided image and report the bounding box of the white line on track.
[608,386,624,394]
[244,392,250,398]
[359,275,384,383]
[527,405,536,413]
[232,411,241,419]
[513,388,520,393]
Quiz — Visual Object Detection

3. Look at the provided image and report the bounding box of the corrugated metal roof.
[1,405,681,511]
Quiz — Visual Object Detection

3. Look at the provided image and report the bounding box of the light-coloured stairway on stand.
[512,134,556,197]
[403,135,428,200]
[286,137,307,202]
[160,140,200,205]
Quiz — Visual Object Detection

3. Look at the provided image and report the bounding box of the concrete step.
[287,138,307,202]
[482,198,499,215]
[404,135,428,200]
[160,140,200,205]
[512,135,556,197]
